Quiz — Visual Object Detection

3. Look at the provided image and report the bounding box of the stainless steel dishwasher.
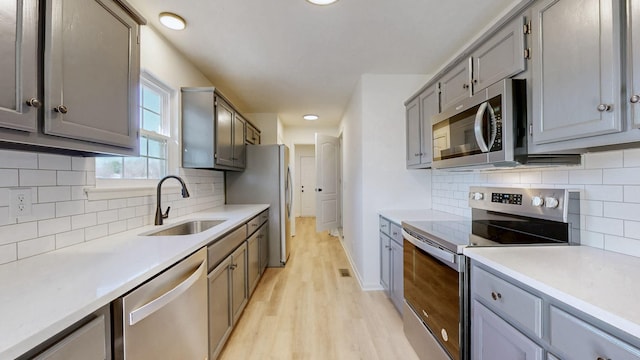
[113,247,208,360]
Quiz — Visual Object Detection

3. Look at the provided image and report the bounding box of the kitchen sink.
[143,220,226,236]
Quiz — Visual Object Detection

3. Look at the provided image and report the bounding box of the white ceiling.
[127,0,519,127]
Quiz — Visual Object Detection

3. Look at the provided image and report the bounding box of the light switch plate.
[10,188,32,217]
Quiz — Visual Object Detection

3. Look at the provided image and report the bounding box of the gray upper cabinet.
[531,0,622,146]
[44,0,140,150]
[440,60,471,111]
[181,88,247,171]
[406,97,421,167]
[245,122,261,145]
[471,16,526,94]
[215,97,235,168]
[629,0,640,128]
[0,0,39,133]
[0,0,143,156]
[233,114,246,168]
[406,84,437,169]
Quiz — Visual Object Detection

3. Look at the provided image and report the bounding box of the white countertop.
[464,246,640,340]
[0,204,268,359]
[377,208,466,225]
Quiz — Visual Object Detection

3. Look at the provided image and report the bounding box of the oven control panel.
[469,186,579,223]
[491,192,523,205]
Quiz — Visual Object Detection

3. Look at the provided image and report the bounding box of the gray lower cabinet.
[230,242,248,325]
[406,84,437,169]
[259,223,269,274]
[0,0,38,132]
[530,0,623,148]
[0,0,143,156]
[208,256,233,360]
[379,216,403,314]
[247,229,260,294]
[472,261,640,360]
[182,88,247,171]
[18,306,110,360]
[472,300,543,360]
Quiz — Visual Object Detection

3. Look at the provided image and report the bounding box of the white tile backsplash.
[432,149,640,258]
[0,150,225,264]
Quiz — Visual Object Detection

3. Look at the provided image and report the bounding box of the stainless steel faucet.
[155,175,190,225]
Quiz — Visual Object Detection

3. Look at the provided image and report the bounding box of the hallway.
[219,217,419,360]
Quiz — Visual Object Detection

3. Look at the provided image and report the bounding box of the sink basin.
[143,220,226,236]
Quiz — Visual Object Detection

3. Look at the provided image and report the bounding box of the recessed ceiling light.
[159,12,186,30]
[306,0,339,5]
[303,114,319,121]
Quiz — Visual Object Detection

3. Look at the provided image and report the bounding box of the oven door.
[403,230,466,360]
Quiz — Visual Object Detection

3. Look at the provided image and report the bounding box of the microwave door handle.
[474,101,490,153]
[487,105,498,149]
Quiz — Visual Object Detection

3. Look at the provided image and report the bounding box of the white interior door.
[315,134,340,232]
[300,155,316,216]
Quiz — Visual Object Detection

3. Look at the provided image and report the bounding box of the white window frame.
[95,71,178,189]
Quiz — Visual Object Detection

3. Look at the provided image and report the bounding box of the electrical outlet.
[10,188,32,217]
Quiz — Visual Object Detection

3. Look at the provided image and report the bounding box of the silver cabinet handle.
[26,98,42,108]
[129,259,206,326]
[54,105,68,114]
[463,83,469,89]
[597,104,612,112]
[230,263,237,270]
[491,291,502,301]
[631,95,640,103]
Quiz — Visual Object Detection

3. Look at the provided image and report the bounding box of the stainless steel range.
[401,186,581,360]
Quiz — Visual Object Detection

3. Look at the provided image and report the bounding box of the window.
[96,73,171,179]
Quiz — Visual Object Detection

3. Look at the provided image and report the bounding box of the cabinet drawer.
[389,223,403,244]
[247,215,262,236]
[472,266,542,337]
[259,210,269,226]
[379,216,390,236]
[208,226,247,271]
[549,306,640,360]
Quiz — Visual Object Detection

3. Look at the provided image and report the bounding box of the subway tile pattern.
[0,150,225,264]
[432,150,640,257]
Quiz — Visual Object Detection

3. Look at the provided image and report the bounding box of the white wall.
[0,26,225,265]
[246,113,282,145]
[339,74,430,289]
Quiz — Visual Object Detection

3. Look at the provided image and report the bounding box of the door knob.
[631,95,640,103]
[597,104,612,112]
[25,98,42,108]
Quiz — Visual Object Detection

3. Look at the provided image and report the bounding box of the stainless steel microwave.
[431,79,580,169]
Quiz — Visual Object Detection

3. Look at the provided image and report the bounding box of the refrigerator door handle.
[286,166,293,219]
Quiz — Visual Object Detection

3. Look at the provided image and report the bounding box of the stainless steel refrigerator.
[226,144,292,267]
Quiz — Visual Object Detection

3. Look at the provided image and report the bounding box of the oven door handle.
[402,230,456,266]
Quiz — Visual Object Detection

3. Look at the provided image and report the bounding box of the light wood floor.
[219,217,419,360]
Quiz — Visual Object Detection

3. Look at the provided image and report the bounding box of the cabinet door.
[215,97,234,167]
[0,0,38,132]
[419,85,438,167]
[44,0,139,150]
[389,239,404,314]
[380,234,390,293]
[472,300,543,360]
[34,315,107,360]
[472,16,526,93]
[233,114,246,168]
[440,60,471,111]
[247,233,260,295]
[231,242,248,324]
[208,257,233,360]
[406,97,421,167]
[531,0,622,145]
[259,223,269,274]
[630,0,640,128]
